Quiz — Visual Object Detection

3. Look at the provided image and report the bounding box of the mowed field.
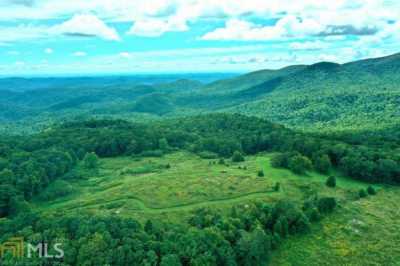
[33,152,400,265]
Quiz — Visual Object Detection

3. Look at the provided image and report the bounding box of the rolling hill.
[0,53,399,134]
[177,53,400,132]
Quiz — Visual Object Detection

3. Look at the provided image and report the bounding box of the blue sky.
[0,0,399,76]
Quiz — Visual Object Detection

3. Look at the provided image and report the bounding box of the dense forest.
[0,53,399,134]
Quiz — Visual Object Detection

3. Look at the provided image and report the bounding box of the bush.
[367,186,376,195]
[83,152,99,169]
[39,180,75,201]
[305,208,321,222]
[120,163,162,175]
[326,176,336,188]
[198,151,218,159]
[232,151,245,162]
[218,158,225,165]
[274,182,281,192]
[358,189,368,198]
[257,170,265,177]
[293,213,311,234]
[317,197,337,214]
[271,153,290,168]
[288,155,312,175]
[314,154,332,174]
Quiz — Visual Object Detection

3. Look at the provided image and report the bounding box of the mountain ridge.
[0,52,399,134]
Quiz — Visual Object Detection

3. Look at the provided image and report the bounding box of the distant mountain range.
[0,53,399,134]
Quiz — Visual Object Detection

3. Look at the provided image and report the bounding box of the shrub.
[293,213,311,234]
[198,151,218,159]
[39,180,74,201]
[232,151,245,162]
[257,170,265,177]
[358,189,368,198]
[274,182,281,192]
[305,208,321,222]
[317,197,337,214]
[367,186,376,195]
[288,155,312,175]
[314,154,332,174]
[218,158,225,165]
[83,152,99,169]
[271,153,290,168]
[326,176,336,188]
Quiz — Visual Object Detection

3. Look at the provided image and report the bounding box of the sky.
[0,0,399,76]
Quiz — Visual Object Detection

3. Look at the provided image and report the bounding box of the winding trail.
[74,189,276,214]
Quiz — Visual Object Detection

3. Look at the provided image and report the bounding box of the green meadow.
[30,151,399,265]
[34,152,364,218]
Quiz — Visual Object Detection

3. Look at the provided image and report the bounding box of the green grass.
[270,187,400,266]
[34,152,367,220]
[32,151,399,265]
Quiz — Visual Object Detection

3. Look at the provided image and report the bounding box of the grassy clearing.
[31,151,399,264]
[34,152,367,221]
[270,187,400,266]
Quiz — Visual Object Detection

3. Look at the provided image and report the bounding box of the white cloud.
[127,17,188,37]
[0,14,120,43]
[290,41,328,50]
[51,14,120,41]
[44,48,53,54]
[0,0,399,42]
[119,52,132,58]
[73,51,87,57]
[201,16,324,41]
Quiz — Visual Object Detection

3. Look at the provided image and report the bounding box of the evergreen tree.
[159,138,170,152]
[288,155,312,175]
[232,151,245,162]
[314,154,332,174]
[83,152,99,169]
[358,189,368,198]
[326,176,336,188]
[274,182,281,192]
[367,186,376,195]
[317,197,337,214]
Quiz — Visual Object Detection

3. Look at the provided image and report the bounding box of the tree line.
[0,113,399,218]
[0,195,336,265]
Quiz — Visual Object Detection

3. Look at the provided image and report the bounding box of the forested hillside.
[182,53,400,131]
[1,53,399,134]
